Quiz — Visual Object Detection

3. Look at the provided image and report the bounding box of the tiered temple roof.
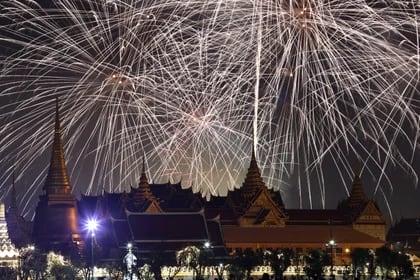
[78,176,227,260]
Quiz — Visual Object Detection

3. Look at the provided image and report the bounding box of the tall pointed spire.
[133,157,154,205]
[43,98,72,195]
[32,98,81,255]
[240,145,267,200]
[347,160,368,211]
[8,172,18,215]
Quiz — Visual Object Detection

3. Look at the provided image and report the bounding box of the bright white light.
[127,242,133,249]
[204,241,210,248]
[86,218,98,233]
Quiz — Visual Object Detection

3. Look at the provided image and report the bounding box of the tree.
[376,247,414,280]
[146,250,178,280]
[177,245,207,280]
[103,260,124,280]
[395,252,414,279]
[19,247,48,280]
[49,263,79,280]
[292,252,304,277]
[304,249,328,280]
[263,248,293,280]
[350,248,371,279]
[376,246,396,278]
[137,264,154,280]
[229,248,262,279]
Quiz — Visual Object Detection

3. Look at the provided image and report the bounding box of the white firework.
[0,0,418,219]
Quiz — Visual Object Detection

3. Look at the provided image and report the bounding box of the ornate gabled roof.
[224,147,288,226]
[231,146,286,212]
[43,99,72,195]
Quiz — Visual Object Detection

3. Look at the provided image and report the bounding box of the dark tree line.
[1,245,415,280]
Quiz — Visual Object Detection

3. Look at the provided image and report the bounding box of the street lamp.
[343,248,351,279]
[86,218,98,280]
[368,249,375,279]
[326,239,336,279]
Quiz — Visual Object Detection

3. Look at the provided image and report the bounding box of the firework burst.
[0,0,418,218]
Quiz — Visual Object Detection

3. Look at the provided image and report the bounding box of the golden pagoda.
[32,99,81,254]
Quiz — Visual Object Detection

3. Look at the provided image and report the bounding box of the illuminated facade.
[0,203,19,267]
[204,149,386,265]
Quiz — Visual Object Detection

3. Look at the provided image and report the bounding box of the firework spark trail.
[0,0,419,219]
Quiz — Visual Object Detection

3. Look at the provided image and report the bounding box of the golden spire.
[347,160,368,210]
[240,145,267,200]
[43,98,72,195]
[133,157,154,205]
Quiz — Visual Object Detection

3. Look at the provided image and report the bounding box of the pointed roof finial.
[141,155,146,174]
[55,97,60,130]
[43,98,72,195]
[354,159,361,179]
[9,172,18,213]
[251,144,256,162]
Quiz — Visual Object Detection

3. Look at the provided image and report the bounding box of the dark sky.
[0,0,419,227]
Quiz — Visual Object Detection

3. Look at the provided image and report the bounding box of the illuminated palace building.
[11,104,388,274]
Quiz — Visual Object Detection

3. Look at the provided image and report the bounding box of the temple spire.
[251,144,256,162]
[240,145,267,200]
[43,98,72,195]
[347,160,368,211]
[9,172,18,214]
[134,157,154,205]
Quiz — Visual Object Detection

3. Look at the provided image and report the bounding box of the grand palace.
[3,101,416,278]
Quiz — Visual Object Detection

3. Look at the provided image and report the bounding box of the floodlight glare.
[86,218,98,233]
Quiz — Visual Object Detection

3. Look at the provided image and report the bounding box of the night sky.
[0,0,419,226]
